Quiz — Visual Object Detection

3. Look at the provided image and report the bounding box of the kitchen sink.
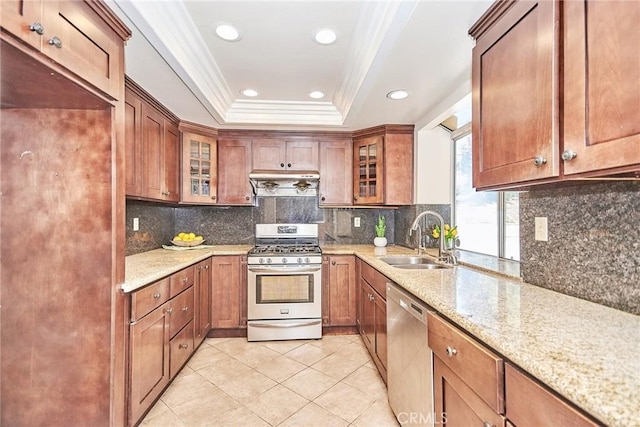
[378,256,453,270]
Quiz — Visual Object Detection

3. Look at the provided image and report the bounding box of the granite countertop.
[122,245,253,292]
[123,243,639,425]
[324,244,639,426]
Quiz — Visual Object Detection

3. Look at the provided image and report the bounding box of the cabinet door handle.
[321,196,326,201]
[561,150,577,161]
[182,306,189,312]
[331,261,336,265]
[182,277,188,283]
[280,162,285,168]
[165,307,173,314]
[287,163,292,168]
[211,195,216,200]
[29,22,44,35]
[205,265,209,269]
[178,343,189,349]
[152,293,161,299]
[445,346,457,357]
[533,156,547,167]
[245,196,251,201]
[48,36,62,48]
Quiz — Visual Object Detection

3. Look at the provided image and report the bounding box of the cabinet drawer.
[170,320,194,377]
[505,364,598,426]
[169,286,194,337]
[428,312,504,414]
[360,261,387,299]
[131,277,170,321]
[170,265,195,296]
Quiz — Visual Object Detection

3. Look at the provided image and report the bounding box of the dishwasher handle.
[388,282,429,325]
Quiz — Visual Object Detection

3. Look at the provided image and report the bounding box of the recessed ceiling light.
[215,23,241,42]
[313,28,338,45]
[386,90,409,100]
[309,91,325,99]
[241,89,258,97]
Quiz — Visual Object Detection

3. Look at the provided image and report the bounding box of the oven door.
[247,264,322,320]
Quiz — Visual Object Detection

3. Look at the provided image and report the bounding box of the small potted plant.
[374,215,387,247]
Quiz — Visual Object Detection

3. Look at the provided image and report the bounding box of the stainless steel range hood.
[249,170,320,197]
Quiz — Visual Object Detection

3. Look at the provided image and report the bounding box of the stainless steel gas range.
[247,223,322,341]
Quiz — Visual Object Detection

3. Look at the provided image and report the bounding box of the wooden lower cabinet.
[357,260,388,382]
[211,255,246,332]
[194,258,212,345]
[170,320,195,377]
[505,364,599,427]
[322,255,357,328]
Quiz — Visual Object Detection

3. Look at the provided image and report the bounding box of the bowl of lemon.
[172,232,205,247]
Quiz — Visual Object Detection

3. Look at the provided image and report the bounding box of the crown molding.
[225,100,344,126]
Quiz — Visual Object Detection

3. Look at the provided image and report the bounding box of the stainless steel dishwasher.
[387,282,434,427]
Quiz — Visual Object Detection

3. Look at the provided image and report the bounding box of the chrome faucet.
[410,210,456,264]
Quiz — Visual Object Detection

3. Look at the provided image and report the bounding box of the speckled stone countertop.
[122,245,253,293]
[323,244,640,426]
[124,244,639,425]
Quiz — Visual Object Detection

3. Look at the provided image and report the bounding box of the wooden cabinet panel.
[434,356,505,427]
[353,135,384,204]
[563,0,640,176]
[129,302,170,425]
[471,0,559,189]
[428,312,505,414]
[169,287,194,338]
[358,260,388,382]
[211,255,243,329]
[194,259,212,345]
[217,138,253,205]
[0,0,43,50]
[170,320,194,377]
[323,255,357,326]
[319,140,353,206]
[131,277,170,322]
[252,139,319,170]
[373,294,387,371]
[170,265,195,297]
[505,364,598,427]
[141,103,164,199]
[286,140,319,170]
[360,280,376,350]
[124,89,143,196]
[163,121,180,202]
[181,131,218,204]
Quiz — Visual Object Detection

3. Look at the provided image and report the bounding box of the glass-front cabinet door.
[181,131,218,204]
[353,135,384,204]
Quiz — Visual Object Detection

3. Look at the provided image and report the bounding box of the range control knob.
[305,257,310,264]
[282,258,287,264]
[259,258,264,264]
[267,258,272,264]
[297,257,303,264]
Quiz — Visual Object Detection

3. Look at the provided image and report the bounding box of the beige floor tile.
[351,399,400,427]
[140,405,185,427]
[311,353,365,381]
[261,339,309,354]
[233,344,282,368]
[285,342,333,366]
[207,405,271,427]
[187,345,228,371]
[216,369,277,403]
[196,355,251,386]
[282,367,338,401]
[244,384,309,426]
[342,365,388,399]
[332,340,372,364]
[278,402,349,427]
[314,382,376,423]
[309,335,356,352]
[254,355,307,383]
[170,387,240,426]
[160,370,218,408]
[213,338,254,356]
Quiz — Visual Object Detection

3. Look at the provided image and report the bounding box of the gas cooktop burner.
[249,245,322,255]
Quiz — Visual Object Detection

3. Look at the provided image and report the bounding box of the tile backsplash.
[520,181,639,315]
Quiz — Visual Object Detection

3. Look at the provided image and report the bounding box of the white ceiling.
[109,0,492,131]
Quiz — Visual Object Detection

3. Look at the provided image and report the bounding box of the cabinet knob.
[561,150,577,161]
[165,307,173,314]
[48,36,62,49]
[182,277,187,283]
[280,163,285,168]
[29,22,44,35]
[211,195,216,200]
[368,294,374,301]
[152,293,161,299]
[321,196,326,202]
[181,306,188,312]
[533,156,547,167]
[205,265,209,269]
[445,346,457,357]
[287,163,292,168]
[178,343,188,349]
[245,196,250,201]
[331,261,336,265]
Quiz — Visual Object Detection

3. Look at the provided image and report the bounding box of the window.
[453,131,520,260]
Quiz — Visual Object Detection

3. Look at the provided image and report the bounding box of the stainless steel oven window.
[256,275,314,304]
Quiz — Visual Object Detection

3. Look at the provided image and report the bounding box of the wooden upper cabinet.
[470,0,559,189]
[1,0,127,99]
[353,125,413,205]
[319,140,353,206]
[562,0,640,176]
[180,130,218,204]
[252,139,319,171]
[217,138,254,205]
[125,78,180,202]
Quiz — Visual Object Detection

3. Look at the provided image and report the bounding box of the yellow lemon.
[174,235,182,241]
[188,232,196,239]
[195,236,203,241]
[178,232,187,238]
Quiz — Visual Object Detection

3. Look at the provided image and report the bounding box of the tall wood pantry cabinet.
[470,0,640,190]
[1,1,131,425]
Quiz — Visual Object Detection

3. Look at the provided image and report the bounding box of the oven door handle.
[249,320,322,328]
[248,266,322,273]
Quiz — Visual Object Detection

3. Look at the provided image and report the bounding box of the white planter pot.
[374,237,387,247]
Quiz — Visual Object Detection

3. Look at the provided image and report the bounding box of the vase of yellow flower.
[432,223,459,250]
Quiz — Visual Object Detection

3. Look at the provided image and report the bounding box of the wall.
[520,181,640,315]
[415,127,453,205]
